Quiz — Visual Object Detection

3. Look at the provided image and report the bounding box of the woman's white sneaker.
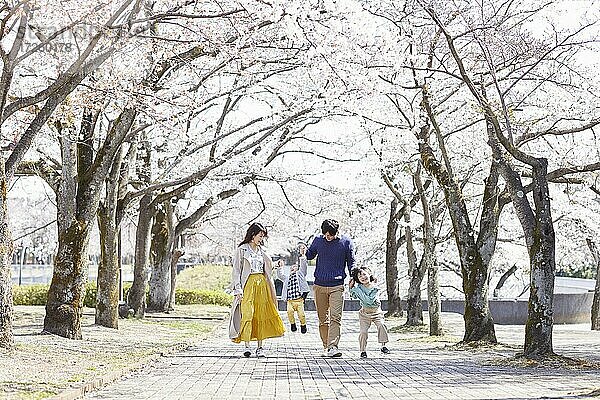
[327,346,342,358]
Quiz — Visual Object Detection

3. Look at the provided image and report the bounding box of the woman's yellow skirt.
[233,273,285,343]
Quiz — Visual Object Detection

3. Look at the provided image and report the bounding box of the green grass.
[66,374,85,383]
[161,321,213,333]
[176,264,231,291]
[17,391,56,400]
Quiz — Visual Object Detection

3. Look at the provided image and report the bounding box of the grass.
[161,321,214,332]
[16,391,55,400]
[67,374,85,383]
[176,264,231,291]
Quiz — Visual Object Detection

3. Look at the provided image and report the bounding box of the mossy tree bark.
[587,239,600,330]
[414,167,442,335]
[384,198,403,318]
[128,193,154,317]
[523,162,556,357]
[0,162,14,348]
[418,135,497,343]
[168,247,184,310]
[97,210,120,328]
[404,203,423,326]
[96,138,135,328]
[148,201,175,312]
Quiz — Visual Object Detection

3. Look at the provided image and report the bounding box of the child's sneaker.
[300,325,307,334]
[290,323,297,332]
[381,346,390,354]
[243,349,251,358]
[360,351,367,358]
[256,347,265,358]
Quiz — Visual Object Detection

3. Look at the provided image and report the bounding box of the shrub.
[176,264,231,291]
[12,283,232,307]
[175,289,232,306]
[13,284,48,305]
[13,283,98,307]
[83,282,97,308]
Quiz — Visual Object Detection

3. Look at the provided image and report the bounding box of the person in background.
[275,253,309,334]
[298,243,310,301]
[306,219,355,358]
[349,266,390,358]
[229,222,284,358]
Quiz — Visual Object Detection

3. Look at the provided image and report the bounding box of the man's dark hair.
[321,219,339,236]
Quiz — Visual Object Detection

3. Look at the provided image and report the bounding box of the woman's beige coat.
[228,243,277,340]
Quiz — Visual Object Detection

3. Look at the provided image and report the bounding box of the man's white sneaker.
[327,346,342,358]
[255,347,266,358]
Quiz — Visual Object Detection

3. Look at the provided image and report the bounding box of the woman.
[228,222,284,357]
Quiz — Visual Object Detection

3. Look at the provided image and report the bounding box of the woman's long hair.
[238,222,268,247]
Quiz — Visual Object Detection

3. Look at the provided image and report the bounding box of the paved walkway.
[86,312,600,399]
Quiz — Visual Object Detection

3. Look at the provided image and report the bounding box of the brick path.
[86,312,600,399]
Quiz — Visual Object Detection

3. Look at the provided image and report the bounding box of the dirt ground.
[1,305,229,399]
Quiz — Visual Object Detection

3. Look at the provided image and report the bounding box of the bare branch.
[516,118,600,147]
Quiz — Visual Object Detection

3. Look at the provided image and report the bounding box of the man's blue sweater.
[306,235,355,287]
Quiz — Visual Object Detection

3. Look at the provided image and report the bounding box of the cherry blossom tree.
[0,0,151,346]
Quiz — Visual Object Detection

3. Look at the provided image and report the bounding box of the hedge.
[12,284,49,306]
[12,284,232,307]
[175,289,232,306]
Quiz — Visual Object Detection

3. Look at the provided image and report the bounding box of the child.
[349,266,390,358]
[275,250,310,334]
[298,243,310,301]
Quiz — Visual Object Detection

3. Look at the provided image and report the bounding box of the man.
[306,219,355,357]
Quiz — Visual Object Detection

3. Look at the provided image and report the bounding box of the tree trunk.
[385,198,402,317]
[405,208,425,326]
[415,165,442,335]
[95,144,127,328]
[168,246,184,310]
[44,124,98,339]
[523,161,555,357]
[427,257,442,335]
[0,163,14,349]
[587,238,600,330]
[96,207,119,328]
[128,194,154,317]
[405,258,425,326]
[43,221,92,338]
[419,139,496,343]
[148,201,175,312]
